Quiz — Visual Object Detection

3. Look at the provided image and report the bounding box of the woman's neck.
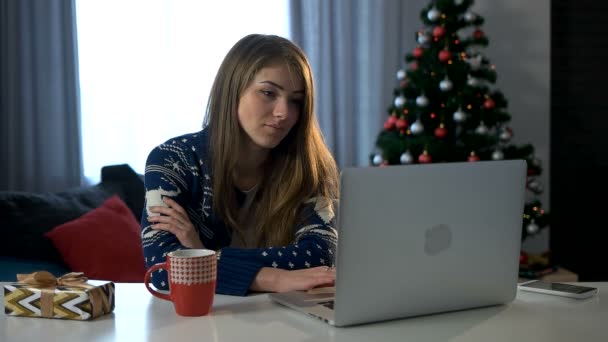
[233,142,268,192]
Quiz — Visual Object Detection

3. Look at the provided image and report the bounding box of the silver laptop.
[269,160,526,327]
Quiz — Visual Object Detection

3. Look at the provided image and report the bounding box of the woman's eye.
[261,90,275,97]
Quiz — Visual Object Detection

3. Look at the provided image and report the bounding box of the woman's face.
[237,63,304,152]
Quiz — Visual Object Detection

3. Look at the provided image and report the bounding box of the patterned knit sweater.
[140,128,338,296]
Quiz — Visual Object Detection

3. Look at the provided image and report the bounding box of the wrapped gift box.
[3,271,115,321]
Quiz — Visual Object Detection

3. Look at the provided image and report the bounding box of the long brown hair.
[203,34,339,247]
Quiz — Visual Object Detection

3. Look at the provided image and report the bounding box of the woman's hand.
[251,266,336,293]
[148,197,204,249]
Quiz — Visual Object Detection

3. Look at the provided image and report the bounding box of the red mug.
[144,249,217,316]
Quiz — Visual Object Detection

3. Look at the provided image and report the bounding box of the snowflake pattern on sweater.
[141,128,338,296]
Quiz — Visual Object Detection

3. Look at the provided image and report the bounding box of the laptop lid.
[331,160,526,326]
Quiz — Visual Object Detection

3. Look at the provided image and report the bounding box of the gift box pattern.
[4,282,115,320]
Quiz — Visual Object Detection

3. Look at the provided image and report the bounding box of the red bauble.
[468,151,480,162]
[411,62,419,71]
[434,123,447,138]
[384,116,398,130]
[473,29,485,39]
[438,50,451,63]
[413,46,423,58]
[483,98,496,109]
[433,26,446,38]
[418,150,432,164]
[395,118,408,130]
[519,251,528,265]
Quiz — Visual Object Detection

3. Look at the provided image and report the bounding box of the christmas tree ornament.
[384,116,398,130]
[413,46,424,58]
[483,98,496,109]
[418,150,432,163]
[454,0,464,5]
[410,119,425,134]
[473,28,485,39]
[396,69,406,80]
[411,61,419,71]
[526,220,540,235]
[466,55,483,70]
[453,108,467,122]
[468,151,480,162]
[434,123,447,138]
[417,32,430,45]
[439,49,451,63]
[527,178,544,193]
[416,94,429,107]
[400,79,409,88]
[372,154,383,166]
[467,75,480,87]
[491,149,504,160]
[499,126,513,142]
[464,11,477,23]
[395,117,408,130]
[427,7,441,21]
[433,26,446,38]
[439,77,453,91]
[475,121,489,135]
[400,151,414,164]
[394,95,406,107]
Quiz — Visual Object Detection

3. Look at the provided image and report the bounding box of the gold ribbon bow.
[16,271,103,318]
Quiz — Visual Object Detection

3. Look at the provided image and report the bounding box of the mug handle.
[144,262,171,301]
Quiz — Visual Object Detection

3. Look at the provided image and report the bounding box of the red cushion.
[44,195,146,282]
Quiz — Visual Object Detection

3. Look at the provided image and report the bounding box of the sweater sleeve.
[140,141,201,291]
[216,196,338,296]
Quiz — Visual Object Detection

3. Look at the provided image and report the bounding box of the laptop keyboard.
[318,300,335,310]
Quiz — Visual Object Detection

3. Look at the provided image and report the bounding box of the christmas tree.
[371,0,549,242]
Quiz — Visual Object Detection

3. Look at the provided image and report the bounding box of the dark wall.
[551,0,608,280]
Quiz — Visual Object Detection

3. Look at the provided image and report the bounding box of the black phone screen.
[523,281,596,294]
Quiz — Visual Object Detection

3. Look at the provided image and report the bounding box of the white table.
[2,282,607,342]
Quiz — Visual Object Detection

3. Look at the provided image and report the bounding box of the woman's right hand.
[251,266,336,293]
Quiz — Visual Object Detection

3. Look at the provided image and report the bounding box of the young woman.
[141,34,339,296]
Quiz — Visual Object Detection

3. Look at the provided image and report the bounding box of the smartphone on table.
[518,280,598,299]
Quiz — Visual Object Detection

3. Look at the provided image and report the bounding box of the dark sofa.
[0,164,145,281]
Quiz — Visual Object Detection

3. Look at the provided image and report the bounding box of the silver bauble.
[464,11,477,23]
[396,69,406,80]
[427,7,441,21]
[417,33,430,45]
[453,108,466,122]
[467,76,479,87]
[372,154,383,166]
[400,151,413,164]
[394,95,406,108]
[416,94,429,107]
[475,121,489,135]
[499,127,513,142]
[439,78,453,91]
[526,220,540,235]
[491,149,504,160]
[410,120,424,134]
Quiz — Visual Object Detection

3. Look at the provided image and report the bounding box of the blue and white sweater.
[140,128,338,296]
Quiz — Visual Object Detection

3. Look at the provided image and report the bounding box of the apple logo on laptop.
[424,224,452,256]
